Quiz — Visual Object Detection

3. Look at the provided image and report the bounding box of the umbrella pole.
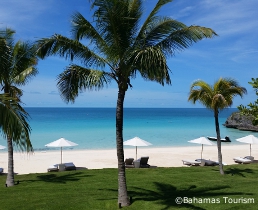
[201,144,203,159]
[250,144,251,156]
[61,147,62,164]
[136,146,137,160]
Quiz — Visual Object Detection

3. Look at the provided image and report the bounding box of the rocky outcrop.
[223,112,258,132]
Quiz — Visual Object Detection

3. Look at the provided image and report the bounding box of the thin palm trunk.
[214,110,224,175]
[6,135,15,186]
[5,86,16,186]
[116,88,130,206]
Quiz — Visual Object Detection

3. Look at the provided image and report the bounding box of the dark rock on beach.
[223,112,258,132]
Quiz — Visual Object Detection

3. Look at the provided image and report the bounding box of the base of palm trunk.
[118,198,131,207]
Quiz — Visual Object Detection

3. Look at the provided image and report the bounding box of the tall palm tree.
[0,28,38,186]
[188,78,247,174]
[36,0,217,206]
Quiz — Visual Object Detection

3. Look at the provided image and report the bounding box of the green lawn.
[0,164,257,209]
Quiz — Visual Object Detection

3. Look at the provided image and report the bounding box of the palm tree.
[0,28,38,186]
[188,78,247,174]
[36,0,217,206]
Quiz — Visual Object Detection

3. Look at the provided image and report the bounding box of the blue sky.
[1,0,257,108]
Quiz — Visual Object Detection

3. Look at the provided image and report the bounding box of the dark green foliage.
[238,78,258,125]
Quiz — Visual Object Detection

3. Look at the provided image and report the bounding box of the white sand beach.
[0,144,257,175]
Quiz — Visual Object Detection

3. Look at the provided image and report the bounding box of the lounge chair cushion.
[125,158,134,168]
[233,157,252,164]
[47,164,59,172]
[64,162,76,170]
[0,168,3,173]
[182,160,201,166]
[195,159,218,166]
[139,156,150,168]
[244,156,254,161]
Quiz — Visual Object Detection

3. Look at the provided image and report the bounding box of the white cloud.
[191,0,258,36]
[0,0,54,27]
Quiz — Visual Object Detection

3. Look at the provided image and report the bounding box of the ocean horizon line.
[23,107,239,110]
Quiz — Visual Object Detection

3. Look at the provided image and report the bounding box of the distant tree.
[238,78,258,125]
[36,0,217,206]
[0,28,38,186]
[188,78,247,175]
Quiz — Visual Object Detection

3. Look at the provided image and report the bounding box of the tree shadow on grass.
[97,182,253,209]
[20,172,93,184]
[127,182,253,209]
[211,167,254,177]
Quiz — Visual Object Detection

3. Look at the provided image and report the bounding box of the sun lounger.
[244,156,254,161]
[139,156,150,168]
[125,158,134,168]
[195,159,218,166]
[64,162,76,171]
[182,159,202,166]
[47,164,59,172]
[233,157,253,164]
[0,168,3,174]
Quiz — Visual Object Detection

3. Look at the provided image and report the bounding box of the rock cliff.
[223,112,258,132]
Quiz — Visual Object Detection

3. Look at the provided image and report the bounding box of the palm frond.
[188,80,213,108]
[158,25,217,56]
[213,78,247,108]
[71,12,106,47]
[130,46,171,85]
[10,41,38,84]
[8,86,23,99]
[37,35,106,68]
[0,94,32,152]
[92,0,142,61]
[13,67,38,85]
[0,36,12,82]
[136,0,172,44]
[0,28,15,47]
[0,32,38,88]
[57,64,112,103]
[142,17,185,48]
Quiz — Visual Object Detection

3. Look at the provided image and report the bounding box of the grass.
[0,164,258,209]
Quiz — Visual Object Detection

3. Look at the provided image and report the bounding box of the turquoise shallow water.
[0,108,256,151]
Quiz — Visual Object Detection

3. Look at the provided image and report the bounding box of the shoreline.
[0,142,242,152]
[0,144,257,175]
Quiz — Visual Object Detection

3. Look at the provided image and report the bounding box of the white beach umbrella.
[124,137,152,159]
[236,135,258,156]
[45,138,78,163]
[188,137,215,159]
[0,145,6,150]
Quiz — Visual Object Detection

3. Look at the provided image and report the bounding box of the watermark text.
[175,197,255,204]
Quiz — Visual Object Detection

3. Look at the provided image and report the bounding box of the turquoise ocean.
[0,108,256,151]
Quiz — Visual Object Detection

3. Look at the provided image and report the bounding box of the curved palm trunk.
[116,88,130,206]
[214,110,224,175]
[6,135,15,186]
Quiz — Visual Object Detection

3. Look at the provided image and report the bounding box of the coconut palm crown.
[36,0,217,206]
[188,78,247,174]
